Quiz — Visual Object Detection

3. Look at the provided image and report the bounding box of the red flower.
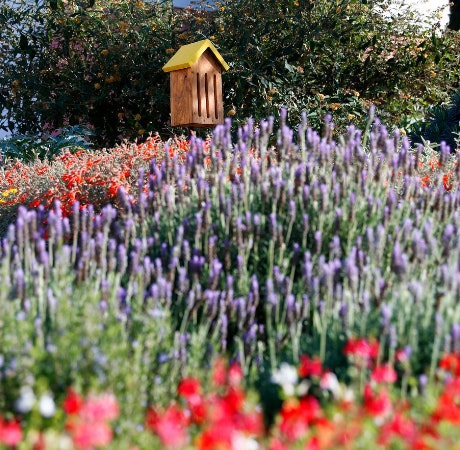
[420,176,430,188]
[0,418,22,446]
[343,337,379,363]
[298,355,323,378]
[178,377,202,400]
[63,388,83,415]
[378,412,418,447]
[196,422,233,450]
[363,384,392,418]
[220,387,245,416]
[371,364,398,384]
[305,436,321,450]
[238,410,264,436]
[107,178,121,197]
[443,174,453,191]
[178,377,206,424]
[28,198,42,208]
[432,377,460,425]
[438,353,460,376]
[279,396,321,442]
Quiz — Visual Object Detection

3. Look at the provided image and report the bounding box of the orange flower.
[443,174,453,191]
[107,179,121,197]
[420,176,430,188]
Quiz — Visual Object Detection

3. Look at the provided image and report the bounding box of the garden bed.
[1,112,460,448]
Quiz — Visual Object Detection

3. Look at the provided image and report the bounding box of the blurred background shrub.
[0,0,459,148]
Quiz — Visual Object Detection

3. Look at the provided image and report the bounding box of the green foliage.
[185,0,460,132]
[0,125,94,162]
[1,0,186,146]
[1,0,460,148]
[408,89,460,152]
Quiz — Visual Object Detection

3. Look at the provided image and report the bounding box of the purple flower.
[314,230,322,254]
[285,294,296,324]
[380,303,392,332]
[318,300,325,316]
[391,241,408,277]
[266,278,278,306]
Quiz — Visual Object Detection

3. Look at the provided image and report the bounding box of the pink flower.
[72,421,113,449]
[228,363,243,387]
[269,437,289,450]
[145,404,189,448]
[378,412,418,446]
[0,418,22,446]
[395,348,410,364]
[212,358,227,386]
[371,365,398,384]
[80,394,119,422]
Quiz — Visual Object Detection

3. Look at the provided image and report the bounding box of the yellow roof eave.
[162,39,229,73]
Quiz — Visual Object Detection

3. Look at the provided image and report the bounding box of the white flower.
[38,393,56,418]
[271,363,298,397]
[15,386,36,414]
[232,433,259,450]
[320,372,341,396]
[342,387,355,403]
[296,380,310,397]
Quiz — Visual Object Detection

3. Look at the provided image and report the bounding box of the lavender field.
[1,111,460,447]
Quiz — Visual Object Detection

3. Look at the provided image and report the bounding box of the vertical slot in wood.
[205,73,210,118]
[196,73,201,117]
[214,74,218,119]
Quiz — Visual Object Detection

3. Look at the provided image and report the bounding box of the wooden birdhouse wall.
[169,49,224,127]
[191,50,223,126]
[170,68,193,127]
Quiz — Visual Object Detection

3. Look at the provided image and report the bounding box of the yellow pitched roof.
[162,39,229,72]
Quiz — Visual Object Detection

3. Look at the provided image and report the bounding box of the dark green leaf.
[19,34,28,50]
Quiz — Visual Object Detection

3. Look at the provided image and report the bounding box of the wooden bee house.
[162,39,229,128]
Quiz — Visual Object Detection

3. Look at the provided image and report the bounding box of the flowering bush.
[0,0,188,145]
[1,114,458,235]
[63,390,119,449]
[2,0,460,146]
[0,134,190,232]
[10,348,460,449]
[177,0,460,133]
